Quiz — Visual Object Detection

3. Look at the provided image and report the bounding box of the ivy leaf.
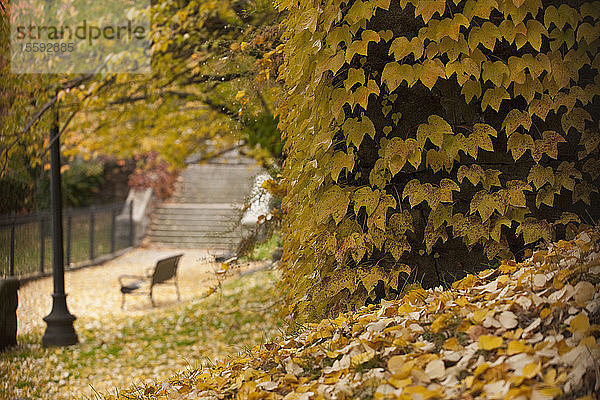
[353,186,379,216]
[536,186,556,208]
[354,80,380,111]
[438,178,460,202]
[405,138,422,169]
[416,115,452,149]
[502,109,532,136]
[516,218,551,244]
[526,19,547,51]
[317,185,350,225]
[424,221,449,253]
[343,116,376,148]
[402,179,427,207]
[506,180,533,208]
[528,164,555,190]
[382,62,415,91]
[331,87,351,120]
[419,58,445,89]
[384,232,411,260]
[345,39,369,63]
[482,61,510,87]
[428,203,453,229]
[388,210,414,235]
[531,131,566,162]
[481,87,510,112]
[345,68,366,91]
[414,0,446,23]
[579,128,600,156]
[426,149,452,173]
[367,193,396,231]
[528,94,553,121]
[470,190,505,222]
[573,181,598,205]
[383,137,409,176]
[461,78,482,103]
[331,149,355,182]
[582,158,600,180]
[507,132,534,161]
[561,107,592,134]
[457,164,485,186]
[345,0,374,25]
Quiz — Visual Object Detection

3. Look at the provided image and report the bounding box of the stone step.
[149,224,238,232]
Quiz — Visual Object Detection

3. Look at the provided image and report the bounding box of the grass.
[242,233,280,261]
[1,269,283,400]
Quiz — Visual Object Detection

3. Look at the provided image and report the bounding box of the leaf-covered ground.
[109,230,600,400]
[1,268,282,400]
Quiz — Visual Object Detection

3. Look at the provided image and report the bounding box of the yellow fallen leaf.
[473,309,489,324]
[522,361,541,379]
[431,314,451,333]
[442,337,463,351]
[351,351,375,368]
[387,355,405,375]
[479,335,503,350]
[569,313,590,334]
[387,376,411,389]
[473,362,489,378]
[507,340,532,355]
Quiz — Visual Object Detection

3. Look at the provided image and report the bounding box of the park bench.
[118,254,183,309]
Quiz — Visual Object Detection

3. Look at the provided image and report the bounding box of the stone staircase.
[147,155,261,250]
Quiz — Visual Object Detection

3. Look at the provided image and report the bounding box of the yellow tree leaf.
[531,131,566,162]
[416,115,453,148]
[507,132,534,161]
[345,68,366,91]
[419,58,446,89]
[528,164,555,190]
[388,210,414,234]
[506,180,533,208]
[382,62,415,91]
[502,109,532,136]
[457,164,485,186]
[413,0,446,23]
[385,232,411,259]
[482,86,510,112]
[353,186,379,216]
[317,185,350,224]
[330,149,355,182]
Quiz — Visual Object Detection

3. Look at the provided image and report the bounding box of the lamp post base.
[42,293,78,347]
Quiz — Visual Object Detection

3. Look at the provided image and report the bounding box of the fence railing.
[0,202,133,279]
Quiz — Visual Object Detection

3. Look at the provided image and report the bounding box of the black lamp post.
[42,95,78,347]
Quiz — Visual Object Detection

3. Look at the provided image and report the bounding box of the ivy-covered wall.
[276,0,600,321]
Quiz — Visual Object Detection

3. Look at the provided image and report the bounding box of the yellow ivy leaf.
[382,62,415,91]
[507,132,534,161]
[331,149,355,182]
[482,86,510,112]
[502,109,532,136]
[528,164,555,190]
[416,115,452,149]
[414,0,446,23]
[531,131,566,162]
[461,78,482,103]
[317,185,350,224]
[345,68,366,91]
[353,186,379,216]
[388,210,414,235]
[419,58,446,89]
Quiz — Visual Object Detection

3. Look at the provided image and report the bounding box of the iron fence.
[0,202,133,279]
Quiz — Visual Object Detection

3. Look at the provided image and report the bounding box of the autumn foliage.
[276,0,600,321]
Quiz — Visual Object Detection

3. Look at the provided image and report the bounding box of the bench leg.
[150,287,155,307]
[121,293,126,309]
[175,279,181,302]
